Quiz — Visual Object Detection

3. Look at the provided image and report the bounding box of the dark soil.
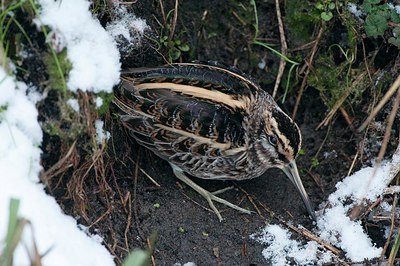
[25,0,399,265]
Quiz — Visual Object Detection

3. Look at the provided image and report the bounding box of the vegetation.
[362,0,400,47]
[0,199,41,265]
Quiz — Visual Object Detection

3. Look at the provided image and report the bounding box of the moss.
[308,50,369,109]
[96,91,114,117]
[284,0,320,43]
[43,48,72,93]
[43,121,61,136]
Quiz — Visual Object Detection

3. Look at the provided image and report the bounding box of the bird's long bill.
[282,160,316,220]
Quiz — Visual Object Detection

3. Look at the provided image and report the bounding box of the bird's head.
[251,102,316,220]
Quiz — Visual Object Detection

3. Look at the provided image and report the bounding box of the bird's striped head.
[252,102,302,170]
[252,100,315,219]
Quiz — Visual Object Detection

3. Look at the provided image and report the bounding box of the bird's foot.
[172,166,251,222]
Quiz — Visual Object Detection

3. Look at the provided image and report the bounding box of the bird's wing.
[113,63,257,165]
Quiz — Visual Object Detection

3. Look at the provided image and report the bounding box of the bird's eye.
[269,135,278,146]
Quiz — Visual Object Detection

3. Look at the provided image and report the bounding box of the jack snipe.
[113,62,316,221]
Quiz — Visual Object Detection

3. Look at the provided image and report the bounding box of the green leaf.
[160,35,168,42]
[321,11,333,21]
[365,13,389,37]
[315,2,324,10]
[390,9,400,23]
[361,0,380,13]
[388,36,400,48]
[328,2,335,10]
[169,47,181,61]
[178,43,190,52]
[311,157,319,168]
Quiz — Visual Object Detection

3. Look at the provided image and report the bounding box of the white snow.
[347,3,363,18]
[253,147,400,264]
[67,98,80,112]
[0,67,114,265]
[36,0,121,92]
[316,206,381,261]
[106,7,149,53]
[96,96,104,109]
[0,0,135,264]
[395,5,400,15]
[95,119,111,144]
[174,262,197,266]
[251,224,333,265]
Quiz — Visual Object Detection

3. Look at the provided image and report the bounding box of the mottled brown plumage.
[113,62,315,221]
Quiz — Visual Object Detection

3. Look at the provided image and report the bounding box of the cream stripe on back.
[136,82,248,109]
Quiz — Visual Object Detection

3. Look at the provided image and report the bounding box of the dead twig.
[358,197,382,221]
[305,169,324,194]
[118,1,138,4]
[375,84,400,166]
[236,185,263,218]
[339,106,354,128]
[132,153,145,241]
[158,0,166,27]
[231,10,246,26]
[88,206,113,229]
[381,191,399,259]
[289,40,316,52]
[358,74,400,132]
[317,72,366,129]
[292,26,324,119]
[140,168,161,187]
[124,192,132,253]
[168,0,179,43]
[147,237,156,266]
[360,33,373,84]
[350,140,400,220]
[272,0,287,98]
[127,156,161,187]
[40,140,77,190]
[346,150,359,177]
[257,201,344,258]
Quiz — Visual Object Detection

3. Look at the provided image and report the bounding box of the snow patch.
[96,96,104,109]
[253,148,400,263]
[36,0,121,92]
[347,3,363,18]
[251,224,332,265]
[0,67,114,265]
[106,7,149,53]
[67,98,80,112]
[95,119,110,144]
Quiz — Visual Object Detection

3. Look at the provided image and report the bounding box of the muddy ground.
[32,0,400,265]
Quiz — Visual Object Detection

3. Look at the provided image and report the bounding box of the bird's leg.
[211,186,234,195]
[171,166,251,222]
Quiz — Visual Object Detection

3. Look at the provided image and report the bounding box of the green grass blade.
[1,198,21,266]
[5,199,20,245]
[388,227,400,265]
[253,40,299,65]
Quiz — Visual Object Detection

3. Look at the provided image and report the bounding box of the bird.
[113,61,316,221]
